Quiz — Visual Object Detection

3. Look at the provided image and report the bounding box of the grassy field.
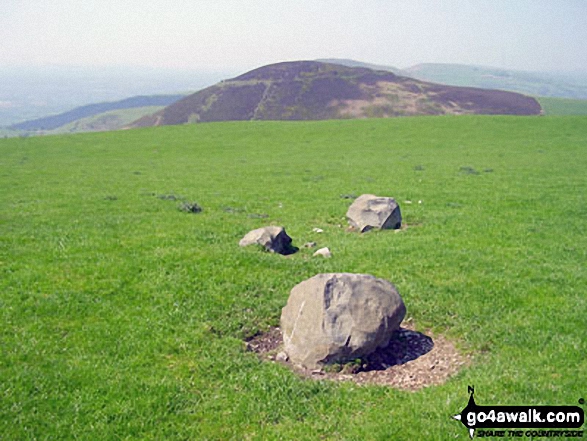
[538,97,587,116]
[1,116,585,439]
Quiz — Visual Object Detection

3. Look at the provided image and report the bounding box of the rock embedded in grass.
[346,194,401,232]
[239,226,297,255]
[313,247,332,258]
[281,273,406,369]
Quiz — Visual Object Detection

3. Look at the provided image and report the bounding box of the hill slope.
[316,58,407,76]
[321,59,587,102]
[131,61,541,127]
[537,97,587,115]
[10,95,184,131]
[48,106,166,134]
[405,63,587,99]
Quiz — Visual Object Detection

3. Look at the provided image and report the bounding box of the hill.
[316,58,407,75]
[321,59,587,102]
[405,63,587,100]
[130,61,541,127]
[48,106,166,134]
[0,128,24,138]
[537,97,587,115]
[10,95,185,131]
[1,116,585,439]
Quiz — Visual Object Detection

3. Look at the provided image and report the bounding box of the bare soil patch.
[246,322,471,391]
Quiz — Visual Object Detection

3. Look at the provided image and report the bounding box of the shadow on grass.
[362,327,434,371]
[246,326,434,370]
[246,325,468,389]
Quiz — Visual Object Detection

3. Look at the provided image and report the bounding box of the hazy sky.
[2,0,586,73]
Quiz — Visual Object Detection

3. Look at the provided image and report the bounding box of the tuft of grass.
[178,202,203,214]
[459,165,480,175]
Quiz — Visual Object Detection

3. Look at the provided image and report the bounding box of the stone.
[239,226,296,255]
[312,227,324,233]
[280,273,406,369]
[346,194,401,232]
[313,247,332,258]
[303,241,317,248]
[276,351,289,362]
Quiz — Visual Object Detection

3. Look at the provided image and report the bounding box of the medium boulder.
[346,194,401,232]
[239,226,296,255]
[280,273,406,369]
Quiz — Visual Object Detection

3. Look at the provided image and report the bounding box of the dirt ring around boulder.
[245,322,471,391]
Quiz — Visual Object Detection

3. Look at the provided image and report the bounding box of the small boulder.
[239,226,296,255]
[346,194,401,232]
[280,273,406,369]
[313,247,332,258]
[276,351,289,362]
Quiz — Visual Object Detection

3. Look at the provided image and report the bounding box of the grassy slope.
[538,97,587,115]
[0,116,585,439]
[49,106,165,134]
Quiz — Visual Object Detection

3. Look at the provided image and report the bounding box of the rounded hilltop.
[130,60,542,127]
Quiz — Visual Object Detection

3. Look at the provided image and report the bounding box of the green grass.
[1,116,586,439]
[538,97,587,115]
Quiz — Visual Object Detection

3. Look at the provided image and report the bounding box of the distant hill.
[10,95,185,131]
[322,59,587,101]
[404,63,587,100]
[130,61,541,128]
[316,58,407,76]
[48,106,166,134]
[0,66,232,127]
[537,97,587,115]
[0,128,24,138]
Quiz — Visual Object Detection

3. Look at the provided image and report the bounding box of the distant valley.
[0,66,232,127]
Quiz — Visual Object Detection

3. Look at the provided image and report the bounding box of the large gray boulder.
[346,194,401,232]
[239,226,296,255]
[280,273,406,369]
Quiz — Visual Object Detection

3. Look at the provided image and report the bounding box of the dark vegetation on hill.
[130,61,541,128]
[10,95,185,131]
[316,58,407,76]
